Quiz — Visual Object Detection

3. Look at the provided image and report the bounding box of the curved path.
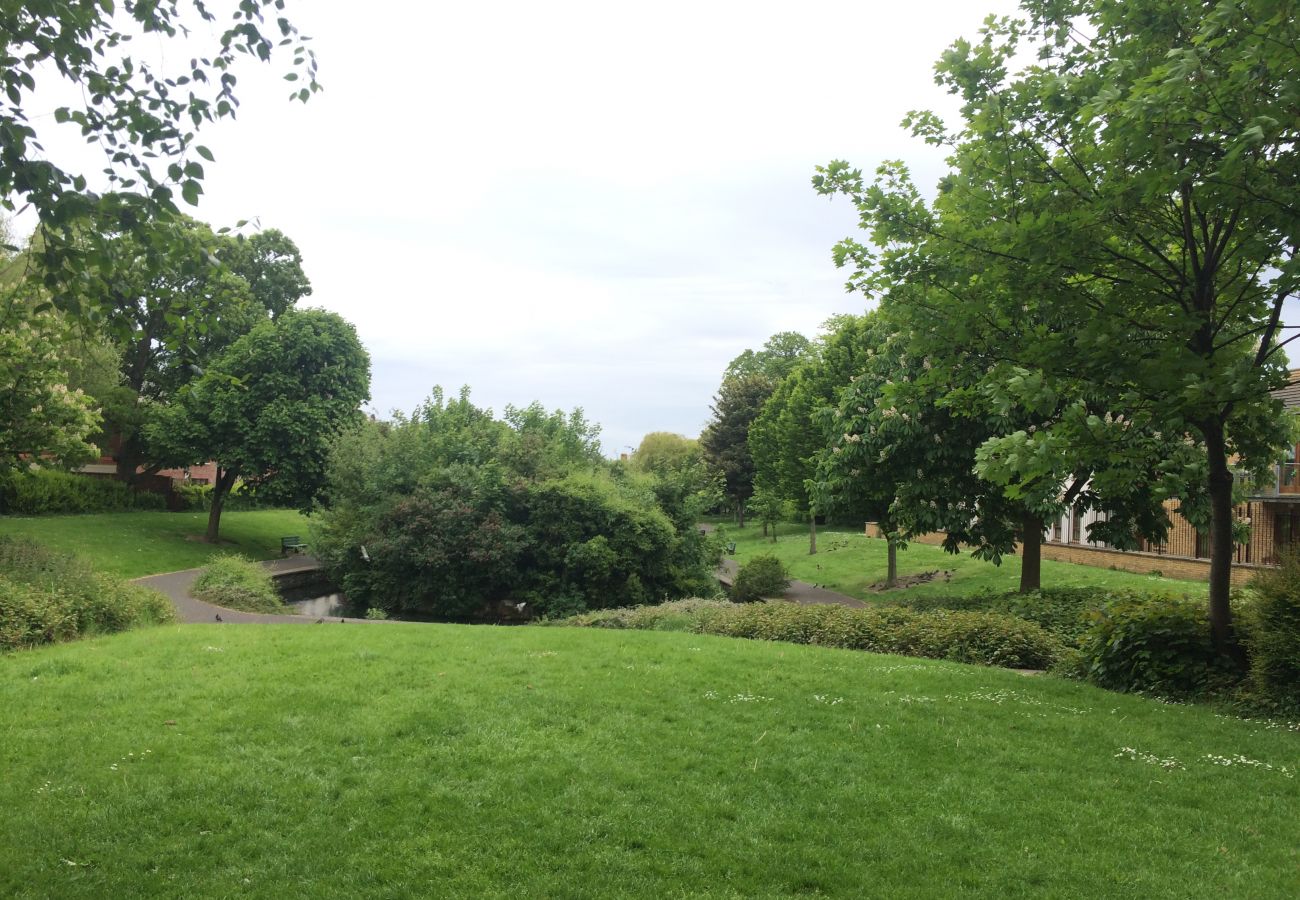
[132,556,380,625]
[716,558,865,609]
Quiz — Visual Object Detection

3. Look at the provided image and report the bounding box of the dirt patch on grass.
[868,569,953,592]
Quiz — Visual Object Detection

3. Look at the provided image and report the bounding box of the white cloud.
[16,0,1032,453]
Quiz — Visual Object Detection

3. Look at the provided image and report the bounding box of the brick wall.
[1039,542,1262,587]
[869,517,1273,587]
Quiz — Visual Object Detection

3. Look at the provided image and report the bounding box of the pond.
[274,569,353,618]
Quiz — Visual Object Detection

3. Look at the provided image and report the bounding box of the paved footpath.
[132,556,379,625]
[715,558,865,608]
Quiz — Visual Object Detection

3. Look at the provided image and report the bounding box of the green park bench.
[725,541,736,554]
[280,535,307,556]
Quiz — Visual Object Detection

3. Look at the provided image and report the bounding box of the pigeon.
[340,618,345,624]
[315,618,324,624]
[214,614,222,622]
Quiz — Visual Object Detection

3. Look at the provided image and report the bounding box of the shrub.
[175,480,263,512]
[899,586,1107,643]
[730,554,789,603]
[553,598,734,631]
[1242,552,1300,710]
[1070,592,1235,696]
[192,554,286,614]
[703,602,1060,669]
[555,598,1062,669]
[0,469,165,515]
[0,537,174,651]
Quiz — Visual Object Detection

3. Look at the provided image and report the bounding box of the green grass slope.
[0,510,310,579]
[727,523,1206,601]
[2,625,1294,898]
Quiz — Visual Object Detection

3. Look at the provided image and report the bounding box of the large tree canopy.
[815,0,1298,648]
[84,219,312,480]
[148,307,370,542]
[700,372,773,528]
[312,391,718,620]
[0,238,99,469]
[0,0,318,312]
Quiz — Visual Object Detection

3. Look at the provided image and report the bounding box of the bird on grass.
[214,614,222,622]
[315,618,324,624]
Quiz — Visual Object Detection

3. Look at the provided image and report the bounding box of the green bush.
[703,602,1060,669]
[553,598,734,631]
[192,554,286,614]
[0,469,165,515]
[900,586,1107,643]
[555,598,1061,669]
[0,537,174,651]
[1243,552,1300,710]
[175,480,263,512]
[730,554,789,603]
[1070,592,1235,696]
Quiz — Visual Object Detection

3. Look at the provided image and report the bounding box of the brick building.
[1042,374,1300,585]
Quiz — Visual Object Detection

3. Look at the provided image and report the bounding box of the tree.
[724,331,813,383]
[41,216,313,482]
[148,308,370,542]
[814,0,1298,649]
[630,432,702,478]
[0,274,100,469]
[751,315,877,555]
[1,1,319,308]
[311,391,716,620]
[700,373,772,528]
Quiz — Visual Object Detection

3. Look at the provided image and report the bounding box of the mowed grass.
[726,522,1206,601]
[0,510,310,579]
[2,624,1296,898]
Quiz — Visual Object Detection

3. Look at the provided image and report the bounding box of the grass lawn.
[722,521,1206,601]
[1,624,1296,898]
[0,510,310,579]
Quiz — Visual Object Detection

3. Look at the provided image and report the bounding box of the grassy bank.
[2,624,1295,898]
[0,510,310,579]
[724,522,1205,601]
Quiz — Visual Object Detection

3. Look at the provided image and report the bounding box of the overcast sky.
[27,0,1033,454]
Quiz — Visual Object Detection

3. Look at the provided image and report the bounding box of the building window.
[1273,506,1300,563]
[1283,444,1300,494]
[1071,505,1084,544]
[1195,530,1211,560]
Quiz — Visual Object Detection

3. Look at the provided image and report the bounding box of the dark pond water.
[274,570,353,618]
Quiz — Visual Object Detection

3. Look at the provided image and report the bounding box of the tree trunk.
[762,521,768,537]
[205,467,238,543]
[1019,510,1042,594]
[1203,422,1243,662]
[808,516,817,555]
[885,540,898,589]
[736,500,746,528]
